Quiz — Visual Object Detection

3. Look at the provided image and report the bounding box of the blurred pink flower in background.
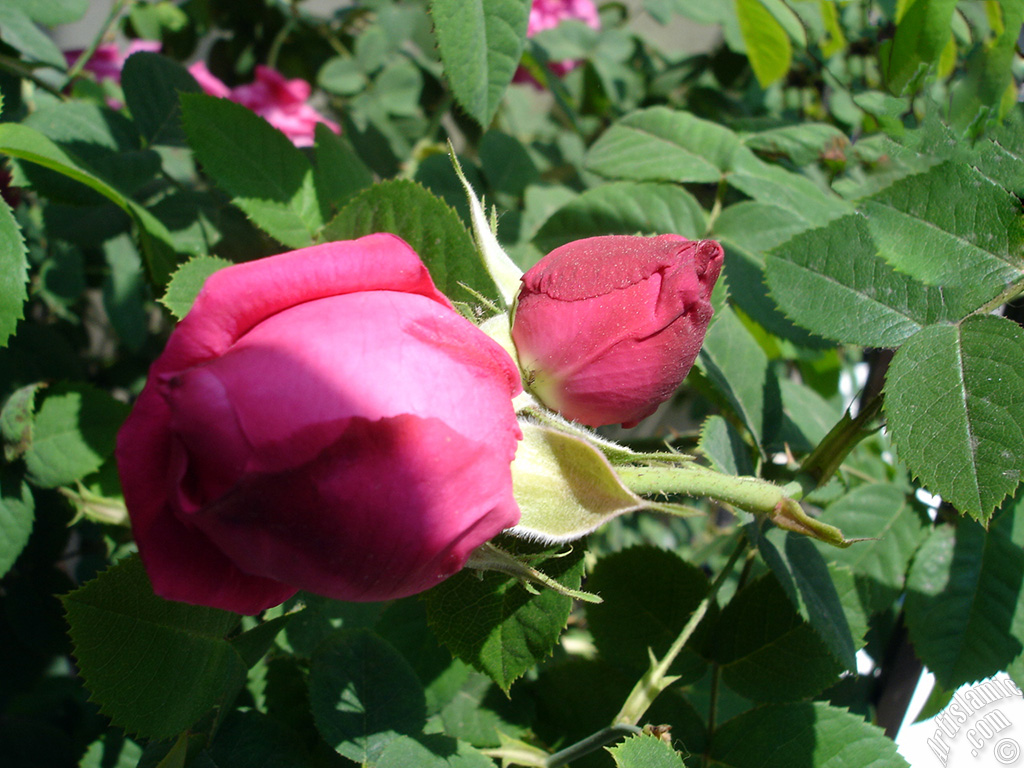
[189,62,340,147]
[64,40,162,85]
[516,0,600,84]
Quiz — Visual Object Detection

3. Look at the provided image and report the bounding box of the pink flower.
[117,234,523,614]
[188,62,340,147]
[64,40,162,85]
[516,0,600,84]
[511,235,724,428]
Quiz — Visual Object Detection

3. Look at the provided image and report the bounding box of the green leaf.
[121,52,201,147]
[313,125,374,220]
[743,123,849,167]
[160,255,232,321]
[586,547,711,682]
[585,107,738,184]
[904,499,1024,689]
[0,4,67,70]
[0,197,27,348]
[711,573,844,701]
[377,735,495,768]
[735,0,792,88]
[533,181,706,254]
[6,0,88,26]
[62,555,246,740]
[424,541,584,693]
[708,702,909,767]
[204,710,311,768]
[816,484,927,613]
[0,473,33,578]
[321,179,494,304]
[608,734,686,768]
[765,214,973,347]
[180,93,322,249]
[696,306,781,452]
[431,0,530,127]
[884,315,1024,522]
[861,162,1024,298]
[1,382,41,462]
[479,131,539,196]
[0,122,178,285]
[727,148,851,225]
[698,415,755,477]
[23,383,130,489]
[308,628,426,764]
[885,0,959,93]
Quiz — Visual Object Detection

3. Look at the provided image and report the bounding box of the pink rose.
[515,0,601,84]
[117,235,523,614]
[511,235,724,428]
[64,40,162,84]
[188,62,340,147]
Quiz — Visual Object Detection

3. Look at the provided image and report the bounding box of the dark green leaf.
[1,382,41,461]
[180,94,322,248]
[608,734,686,768]
[0,473,33,578]
[121,52,201,147]
[431,0,530,127]
[0,197,27,348]
[160,255,232,321]
[708,702,909,767]
[321,179,493,303]
[62,555,246,740]
[23,383,130,489]
[698,415,755,477]
[313,125,374,220]
[204,710,311,768]
[424,542,584,693]
[905,499,1024,689]
[479,131,539,196]
[534,182,706,256]
[309,628,426,764]
[884,315,1024,522]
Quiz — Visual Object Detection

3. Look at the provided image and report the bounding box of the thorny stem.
[613,537,748,727]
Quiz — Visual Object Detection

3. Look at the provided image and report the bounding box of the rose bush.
[511,234,724,428]
[117,234,522,615]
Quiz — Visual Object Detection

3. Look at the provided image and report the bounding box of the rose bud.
[117,234,522,615]
[511,234,724,428]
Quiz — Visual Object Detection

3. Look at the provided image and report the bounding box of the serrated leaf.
[904,499,1024,690]
[308,629,426,764]
[0,122,178,284]
[0,473,33,578]
[62,555,246,740]
[321,179,494,304]
[607,734,686,768]
[585,107,738,184]
[424,542,584,692]
[23,383,130,489]
[160,255,232,320]
[708,702,909,767]
[696,306,781,452]
[711,573,845,701]
[586,547,711,682]
[699,415,755,477]
[534,181,706,259]
[861,162,1024,299]
[180,93,322,248]
[0,196,27,347]
[884,315,1024,522]
[121,52,201,147]
[431,0,530,127]
[885,0,958,93]
[815,484,927,613]
[765,214,974,347]
[736,0,792,88]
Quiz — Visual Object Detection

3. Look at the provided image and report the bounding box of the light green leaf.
[121,52,201,147]
[585,106,738,183]
[698,414,755,477]
[62,555,246,740]
[608,734,686,768]
[0,4,66,70]
[23,383,130,489]
[309,629,426,765]
[0,474,33,578]
[533,181,706,254]
[743,123,848,166]
[905,499,1024,689]
[160,255,232,321]
[0,196,28,348]
[861,162,1024,297]
[884,315,1024,523]
[708,702,909,767]
[321,179,493,304]
[765,214,974,347]
[735,0,792,88]
[430,0,530,127]
[6,0,88,26]
[885,0,959,93]
[180,93,322,248]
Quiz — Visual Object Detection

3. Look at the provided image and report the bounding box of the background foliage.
[2,1,1024,766]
